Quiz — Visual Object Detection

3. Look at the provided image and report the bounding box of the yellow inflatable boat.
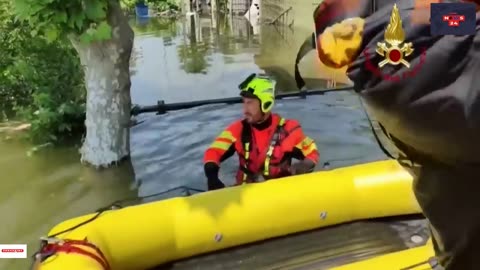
[331,240,436,270]
[33,159,434,270]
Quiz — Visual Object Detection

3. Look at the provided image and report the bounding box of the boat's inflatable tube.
[331,240,436,270]
[37,160,421,270]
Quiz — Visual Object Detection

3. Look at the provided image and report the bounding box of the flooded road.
[0,14,388,270]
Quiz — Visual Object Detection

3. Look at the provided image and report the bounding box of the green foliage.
[151,0,179,12]
[121,0,179,13]
[15,41,86,144]
[13,0,112,44]
[1,0,86,144]
[120,0,138,12]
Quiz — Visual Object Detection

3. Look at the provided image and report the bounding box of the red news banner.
[0,244,27,259]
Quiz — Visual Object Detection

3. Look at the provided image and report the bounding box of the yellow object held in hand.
[317,17,365,69]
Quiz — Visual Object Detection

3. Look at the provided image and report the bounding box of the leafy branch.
[13,0,112,44]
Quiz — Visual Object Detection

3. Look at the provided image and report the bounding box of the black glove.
[208,178,225,190]
[290,159,315,175]
[204,162,226,190]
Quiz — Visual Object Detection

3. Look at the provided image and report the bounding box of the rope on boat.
[400,256,439,270]
[32,238,111,270]
[30,186,204,269]
[47,185,205,238]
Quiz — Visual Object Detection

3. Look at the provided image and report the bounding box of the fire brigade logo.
[443,13,465,27]
[363,3,426,81]
[375,4,414,68]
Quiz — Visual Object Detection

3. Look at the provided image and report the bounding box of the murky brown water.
[0,12,391,270]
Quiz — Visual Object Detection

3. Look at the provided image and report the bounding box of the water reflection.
[132,17,178,37]
[129,13,263,105]
[177,15,211,74]
[129,10,350,107]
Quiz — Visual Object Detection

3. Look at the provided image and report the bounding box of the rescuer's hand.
[290,159,316,175]
[208,178,225,190]
[204,162,225,190]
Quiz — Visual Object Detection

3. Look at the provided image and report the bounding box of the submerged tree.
[13,0,135,168]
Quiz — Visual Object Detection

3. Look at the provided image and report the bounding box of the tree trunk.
[71,0,134,168]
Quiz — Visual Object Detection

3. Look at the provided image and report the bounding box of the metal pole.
[131,86,355,115]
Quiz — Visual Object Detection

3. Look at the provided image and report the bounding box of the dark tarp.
[152,215,428,270]
[295,0,480,166]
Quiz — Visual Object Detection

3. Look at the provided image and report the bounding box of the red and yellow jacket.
[204,113,319,185]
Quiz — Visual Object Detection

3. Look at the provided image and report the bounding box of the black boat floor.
[153,215,429,270]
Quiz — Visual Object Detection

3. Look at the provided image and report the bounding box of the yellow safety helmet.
[238,73,275,113]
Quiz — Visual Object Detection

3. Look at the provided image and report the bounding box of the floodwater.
[0,13,390,270]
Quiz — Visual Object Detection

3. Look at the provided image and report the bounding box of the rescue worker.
[294,1,480,269]
[203,73,319,190]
